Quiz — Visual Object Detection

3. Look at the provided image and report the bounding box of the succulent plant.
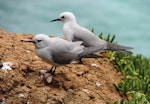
[97,32,150,104]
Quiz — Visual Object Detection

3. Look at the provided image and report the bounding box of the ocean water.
[0,0,150,57]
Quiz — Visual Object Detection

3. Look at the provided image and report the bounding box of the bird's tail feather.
[78,43,133,58]
[106,42,133,54]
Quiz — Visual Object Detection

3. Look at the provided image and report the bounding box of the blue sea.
[0,0,150,57]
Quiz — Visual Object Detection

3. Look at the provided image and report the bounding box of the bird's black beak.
[50,18,60,22]
[21,39,35,43]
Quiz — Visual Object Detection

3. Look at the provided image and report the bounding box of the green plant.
[113,92,150,104]
[96,32,150,104]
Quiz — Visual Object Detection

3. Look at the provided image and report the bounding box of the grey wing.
[72,25,106,47]
[47,38,84,64]
[51,50,76,64]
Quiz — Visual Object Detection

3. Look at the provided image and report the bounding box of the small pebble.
[95,81,101,87]
[82,89,90,93]
[1,62,13,73]
[1,97,5,104]
[91,63,97,67]
[18,93,24,98]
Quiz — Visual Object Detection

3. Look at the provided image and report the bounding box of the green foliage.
[98,32,116,43]
[97,32,150,104]
[112,53,150,104]
[114,92,150,104]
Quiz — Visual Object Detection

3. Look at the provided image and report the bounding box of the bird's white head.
[33,34,50,49]
[51,12,76,23]
[23,34,50,49]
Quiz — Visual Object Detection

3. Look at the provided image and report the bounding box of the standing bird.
[51,12,133,54]
[22,34,105,83]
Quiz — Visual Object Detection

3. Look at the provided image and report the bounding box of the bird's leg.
[43,66,56,83]
[48,65,56,75]
[39,66,56,83]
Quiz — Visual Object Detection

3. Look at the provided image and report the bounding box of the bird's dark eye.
[61,16,65,19]
[37,40,42,42]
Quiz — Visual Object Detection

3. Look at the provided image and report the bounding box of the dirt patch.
[0,29,122,104]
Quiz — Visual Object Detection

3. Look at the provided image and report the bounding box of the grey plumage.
[22,34,105,65]
[51,12,133,54]
[22,34,106,83]
[105,42,133,54]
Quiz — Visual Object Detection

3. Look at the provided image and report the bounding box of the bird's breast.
[63,24,74,41]
[35,48,54,65]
